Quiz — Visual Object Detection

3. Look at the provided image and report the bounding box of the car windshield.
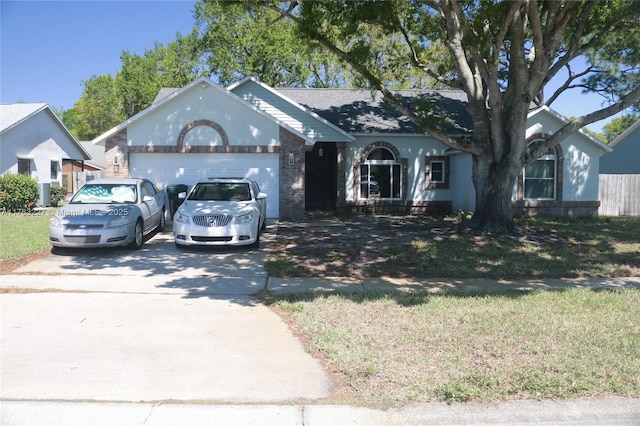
[189,183,251,202]
[70,184,137,204]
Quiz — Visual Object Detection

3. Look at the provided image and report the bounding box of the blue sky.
[0,0,620,132]
[1,0,196,109]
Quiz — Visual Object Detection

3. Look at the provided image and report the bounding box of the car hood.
[178,200,256,216]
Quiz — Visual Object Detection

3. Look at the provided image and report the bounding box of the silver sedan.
[49,178,166,249]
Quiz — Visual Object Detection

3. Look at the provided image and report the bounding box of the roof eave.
[93,77,314,146]
[228,77,356,142]
[528,106,613,154]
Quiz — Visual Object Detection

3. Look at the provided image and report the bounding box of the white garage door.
[130,153,279,218]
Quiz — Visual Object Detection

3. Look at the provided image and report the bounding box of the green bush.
[0,173,39,211]
[50,185,68,207]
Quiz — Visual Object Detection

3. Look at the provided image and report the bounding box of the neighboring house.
[0,103,91,206]
[61,141,106,194]
[599,119,640,174]
[92,77,611,220]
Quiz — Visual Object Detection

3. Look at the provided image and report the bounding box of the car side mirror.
[257,192,267,200]
[178,192,187,199]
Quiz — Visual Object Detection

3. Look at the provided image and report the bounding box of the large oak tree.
[232,0,640,232]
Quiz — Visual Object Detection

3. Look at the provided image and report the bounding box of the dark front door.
[305,142,337,211]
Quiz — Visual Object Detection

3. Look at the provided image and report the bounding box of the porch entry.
[305,142,337,211]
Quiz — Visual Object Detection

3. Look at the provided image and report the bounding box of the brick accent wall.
[104,129,129,178]
[512,200,600,217]
[279,127,305,221]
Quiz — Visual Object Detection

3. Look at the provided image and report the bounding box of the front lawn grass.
[269,288,640,408]
[0,210,53,260]
[266,216,640,279]
[265,215,639,408]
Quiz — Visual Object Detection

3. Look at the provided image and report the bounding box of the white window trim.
[359,148,402,200]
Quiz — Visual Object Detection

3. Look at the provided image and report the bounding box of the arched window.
[359,147,401,199]
[524,145,556,200]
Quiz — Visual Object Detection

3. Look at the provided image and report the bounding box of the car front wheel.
[129,219,144,249]
[157,208,166,232]
[250,221,261,249]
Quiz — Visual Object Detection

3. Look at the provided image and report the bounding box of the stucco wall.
[1,108,86,188]
[526,111,603,203]
[127,84,280,148]
[600,123,640,174]
[345,135,451,202]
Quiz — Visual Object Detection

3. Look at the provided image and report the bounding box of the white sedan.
[173,177,267,248]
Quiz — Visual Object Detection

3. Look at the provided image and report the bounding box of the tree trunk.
[470,153,521,234]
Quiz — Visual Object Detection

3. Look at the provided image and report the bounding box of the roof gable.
[93,77,312,145]
[1,103,48,133]
[228,77,354,142]
[527,106,612,154]
[1,103,91,160]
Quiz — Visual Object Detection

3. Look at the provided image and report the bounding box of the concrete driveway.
[0,221,332,403]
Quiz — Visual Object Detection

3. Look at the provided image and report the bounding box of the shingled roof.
[277,88,473,135]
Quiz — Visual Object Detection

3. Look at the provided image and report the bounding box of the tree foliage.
[240,0,640,232]
[602,114,640,143]
[71,74,123,140]
[65,34,204,139]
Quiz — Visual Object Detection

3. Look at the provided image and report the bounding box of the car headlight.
[50,216,62,227]
[174,212,191,224]
[108,215,132,227]
[235,212,254,224]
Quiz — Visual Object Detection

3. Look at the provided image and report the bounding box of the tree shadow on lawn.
[258,285,635,309]
[267,215,640,280]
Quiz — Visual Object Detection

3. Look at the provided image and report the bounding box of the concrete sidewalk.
[2,273,639,425]
[2,397,639,425]
[266,275,640,294]
[3,274,638,295]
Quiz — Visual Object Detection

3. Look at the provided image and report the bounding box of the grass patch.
[267,215,640,279]
[0,210,53,260]
[270,288,640,408]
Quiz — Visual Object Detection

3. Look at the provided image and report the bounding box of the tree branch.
[545,64,595,107]
[396,18,460,89]
[530,84,640,160]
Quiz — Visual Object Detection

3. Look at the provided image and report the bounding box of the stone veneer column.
[279,127,305,221]
[104,129,129,178]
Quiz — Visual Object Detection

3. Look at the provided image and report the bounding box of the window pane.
[360,164,370,198]
[18,158,30,174]
[525,160,554,178]
[431,161,444,182]
[367,148,394,161]
[524,179,554,199]
[370,164,391,198]
[393,165,401,198]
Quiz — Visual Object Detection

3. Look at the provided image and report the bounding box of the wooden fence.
[599,174,640,216]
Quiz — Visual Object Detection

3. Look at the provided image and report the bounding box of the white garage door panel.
[130,153,279,218]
